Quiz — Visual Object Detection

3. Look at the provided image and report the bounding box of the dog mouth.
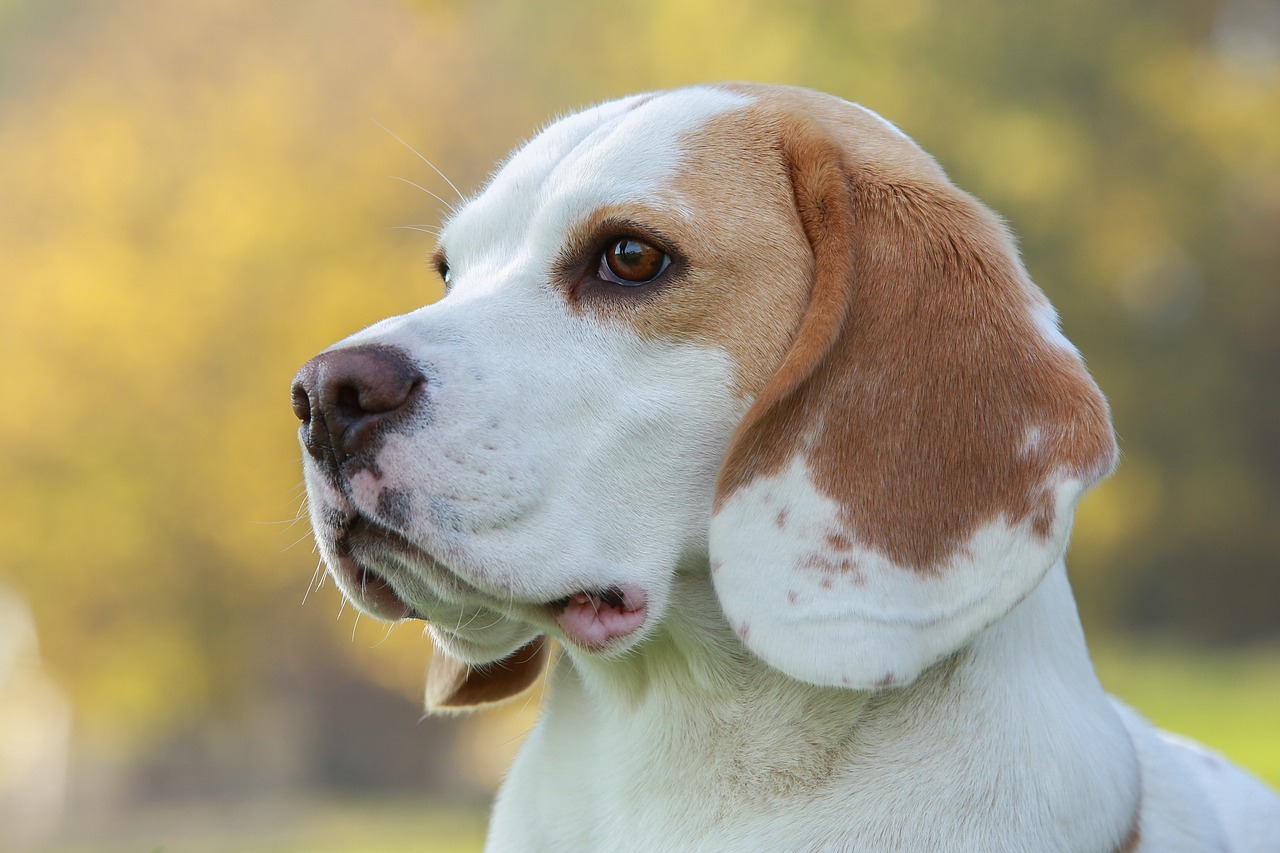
[332,546,422,621]
[549,585,648,649]
[331,515,648,647]
[331,517,430,620]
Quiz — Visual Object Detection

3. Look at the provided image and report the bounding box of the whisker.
[514,655,548,718]
[371,622,397,648]
[390,175,456,213]
[373,118,463,200]
[250,515,307,527]
[254,489,312,532]
[280,513,310,534]
[284,526,317,552]
[457,606,484,633]
[387,224,443,236]
[302,558,327,606]
[476,611,509,631]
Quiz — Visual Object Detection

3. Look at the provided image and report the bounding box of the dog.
[291,84,1280,851]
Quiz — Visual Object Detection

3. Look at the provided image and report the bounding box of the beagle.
[291,84,1280,852]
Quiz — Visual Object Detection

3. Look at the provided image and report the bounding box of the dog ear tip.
[425,636,550,712]
[424,690,518,715]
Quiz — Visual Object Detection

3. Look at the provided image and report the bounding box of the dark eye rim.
[552,216,687,305]
[598,236,671,286]
[431,247,451,289]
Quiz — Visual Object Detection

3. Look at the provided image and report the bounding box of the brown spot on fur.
[1113,822,1141,853]
[800,552,865,584]
[875,672,895,687]
[711,87,1117,573]
[826,530,853,551]
[787,589,800,604]
[775,508,789,529]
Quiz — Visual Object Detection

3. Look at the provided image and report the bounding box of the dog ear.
[425,638,549,712]
[709,108,1116,690]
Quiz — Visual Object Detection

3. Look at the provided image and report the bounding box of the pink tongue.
[556,589,647,648]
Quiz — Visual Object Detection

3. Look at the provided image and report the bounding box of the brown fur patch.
[559,109,812,398]
[710,87,1117,572]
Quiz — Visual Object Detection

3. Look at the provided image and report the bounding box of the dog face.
[293,88,767,667]
[292,84,1116,705]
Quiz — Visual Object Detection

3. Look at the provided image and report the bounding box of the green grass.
[212,801,486,853]
[1092,639,1280,788]
[39,800,486,853]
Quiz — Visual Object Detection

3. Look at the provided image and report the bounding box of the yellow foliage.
[0,0,1277,768]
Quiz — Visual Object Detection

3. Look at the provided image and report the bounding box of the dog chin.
[428,623,542,665]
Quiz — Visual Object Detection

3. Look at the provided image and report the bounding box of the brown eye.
[599,237,670,286]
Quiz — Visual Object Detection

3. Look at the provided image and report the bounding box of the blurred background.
[1,0,1277,850]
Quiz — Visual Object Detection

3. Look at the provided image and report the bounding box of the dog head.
[291,84,1115,709]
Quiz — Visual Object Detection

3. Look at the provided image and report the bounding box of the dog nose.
[291,345,423,466]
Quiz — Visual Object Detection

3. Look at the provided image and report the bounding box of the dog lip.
[551,585,648,649]
[332,552,420,621]
[339,514,440,574]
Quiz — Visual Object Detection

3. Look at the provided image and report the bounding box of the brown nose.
[291,345,423,468]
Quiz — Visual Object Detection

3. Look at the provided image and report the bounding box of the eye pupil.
[602,237,669,285]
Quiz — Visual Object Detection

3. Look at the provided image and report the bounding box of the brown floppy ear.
[425,638,549,713]
[709,103,1116,690]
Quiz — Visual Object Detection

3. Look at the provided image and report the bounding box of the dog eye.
[437,261,451,285]
[599,238,670,286]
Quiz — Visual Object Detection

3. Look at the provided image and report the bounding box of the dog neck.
[533,558,1142,850]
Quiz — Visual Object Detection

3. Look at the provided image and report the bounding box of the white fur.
[710,455,1089,690]
[490,564,1145,852]
[297,86,1280,852]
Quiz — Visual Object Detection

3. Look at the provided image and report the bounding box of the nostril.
[291,384,312,424]
[335,383,364,418]
[334,372,421,418]
[291,345,424,465]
